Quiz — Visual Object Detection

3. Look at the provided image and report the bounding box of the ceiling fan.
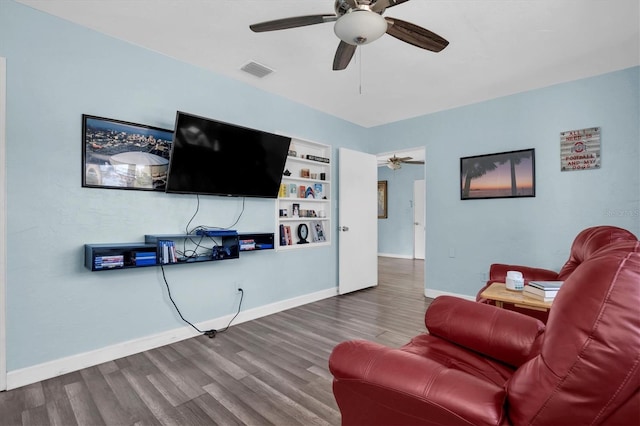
[382,155,425,170]
[250,0,449,71]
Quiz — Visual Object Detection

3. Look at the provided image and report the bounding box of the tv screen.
[165,111,292,198]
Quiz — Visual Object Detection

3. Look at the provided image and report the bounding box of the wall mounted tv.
[165,111,292,198]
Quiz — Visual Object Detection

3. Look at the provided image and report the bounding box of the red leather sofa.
[329,240,640,425]
[476,225,637,322]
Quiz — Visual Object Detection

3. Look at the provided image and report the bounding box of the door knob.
[339,226,350,232]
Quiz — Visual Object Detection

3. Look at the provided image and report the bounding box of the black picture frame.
[82,114,174,191]
[460,148,535,200]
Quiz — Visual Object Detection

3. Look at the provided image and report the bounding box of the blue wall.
[0,1,368,372]
[370,68,640,296]
[2,0,639,376]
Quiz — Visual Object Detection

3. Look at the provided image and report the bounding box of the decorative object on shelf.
[292,203,300,217]
[304,154,330,163]
[314,183,324,199]
[560,127,600,171]
[301,168,310,178]
[279,183,287,198]
[311,221,326,242]
[378,180,388,219]
[297,223,309,244]
[298,185,306,198]
[279,208,288,217]
[288,150,297,157]
[460,148,535,200]
[305,186,315,199]
[289,183,297,197]
[283,169,291,176]
[82,114,174,192]
[310,173,318,179]
[320,173,326,180]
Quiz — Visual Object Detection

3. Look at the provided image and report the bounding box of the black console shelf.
[85,232,274,271]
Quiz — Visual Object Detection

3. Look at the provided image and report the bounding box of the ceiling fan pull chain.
[359,48,363,95]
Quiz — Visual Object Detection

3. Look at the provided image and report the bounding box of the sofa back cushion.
[557,225,637,280]
[507,241,640,425]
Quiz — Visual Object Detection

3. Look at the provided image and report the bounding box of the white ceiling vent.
[240,61,275,78]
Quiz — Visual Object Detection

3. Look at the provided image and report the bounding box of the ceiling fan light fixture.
[387,161,402,170]
[334,9,387,45]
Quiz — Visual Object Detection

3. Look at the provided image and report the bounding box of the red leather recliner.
[476,225,637,322]
[329,240,640,425]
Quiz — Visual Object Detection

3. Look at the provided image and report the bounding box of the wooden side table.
[480,282,553,312]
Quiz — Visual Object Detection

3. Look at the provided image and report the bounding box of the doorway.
[376,148,426,260]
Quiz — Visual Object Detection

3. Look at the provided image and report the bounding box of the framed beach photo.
[82,115,174,191]
[460,149,535,200]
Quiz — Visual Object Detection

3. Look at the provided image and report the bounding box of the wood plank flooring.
[0,257,430,426]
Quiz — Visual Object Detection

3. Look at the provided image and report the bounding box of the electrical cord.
[186,196,246,235]
[160,264,244,338]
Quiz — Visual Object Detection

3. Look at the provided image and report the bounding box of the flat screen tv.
[165,111,292,198]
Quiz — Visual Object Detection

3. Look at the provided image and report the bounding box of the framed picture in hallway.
[460,148,535,200]
[378,180,388,218]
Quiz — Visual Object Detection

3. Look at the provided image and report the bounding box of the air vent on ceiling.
[240,61,274,78]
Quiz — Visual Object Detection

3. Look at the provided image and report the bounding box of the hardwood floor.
[0,257,430,426]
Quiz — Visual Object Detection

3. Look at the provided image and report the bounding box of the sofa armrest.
[425,296,545,367]
[329,340,507,426]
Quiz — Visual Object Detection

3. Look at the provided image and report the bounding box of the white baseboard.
[425,288,476,301]
[6,287,338,390]
[378,253,414,259]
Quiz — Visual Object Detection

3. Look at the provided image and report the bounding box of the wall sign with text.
[560,127,601,171]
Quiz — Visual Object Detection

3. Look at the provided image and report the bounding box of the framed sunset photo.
[460,149,535,200]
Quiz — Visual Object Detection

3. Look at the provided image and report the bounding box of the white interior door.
[1,57,7,391]
[413,179,425,260]
[338,148,377,294]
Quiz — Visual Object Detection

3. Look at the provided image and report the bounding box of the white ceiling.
[17,0,640,130]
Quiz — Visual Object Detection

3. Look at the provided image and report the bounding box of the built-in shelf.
[277,138,331,250]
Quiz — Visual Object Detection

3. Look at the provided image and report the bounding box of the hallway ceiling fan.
[249,0,449,70]
[384,154,425,170]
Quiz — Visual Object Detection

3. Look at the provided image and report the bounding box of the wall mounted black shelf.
[85,232,274,271]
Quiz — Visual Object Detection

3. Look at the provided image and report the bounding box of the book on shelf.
[279,224,286,246]
[310,220,326,242]
[157,240,177,264]
[284,225,292,245]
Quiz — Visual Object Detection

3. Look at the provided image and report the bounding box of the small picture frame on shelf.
[311,221,326,242]
[301,168,310,178]
[292,203,300,217]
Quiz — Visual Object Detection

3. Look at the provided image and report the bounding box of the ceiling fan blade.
[403,160,424,164]
[250,14,337,32]
[371,0,411,13]
[385,17,449,52]
[395,156,413,162]
[333,41,357,70]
